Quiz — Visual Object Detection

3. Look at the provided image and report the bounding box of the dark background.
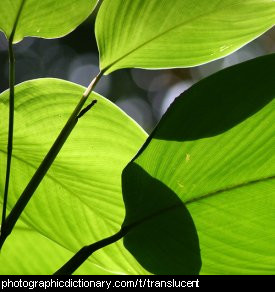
[0,11,274,133]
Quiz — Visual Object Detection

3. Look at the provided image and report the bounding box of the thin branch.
[0,71,104,250]
[53,204,181,274]
[1,40,15,233]
[1,0,26,235]
[54,227,129,275]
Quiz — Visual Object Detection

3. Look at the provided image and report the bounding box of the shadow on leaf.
[153,55,275,141]
[122,163,201,275]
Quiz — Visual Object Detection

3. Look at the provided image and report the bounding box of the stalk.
[1,0,27,237]
[0,72,103,249]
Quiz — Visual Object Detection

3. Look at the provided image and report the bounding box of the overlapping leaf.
[121,54,275,274]
[96,0,275,73]
[0,79,148,274]
[0,0,98,43]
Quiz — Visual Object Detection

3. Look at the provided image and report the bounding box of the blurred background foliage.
[0,11,274,133]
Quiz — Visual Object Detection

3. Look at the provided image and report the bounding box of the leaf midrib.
[124,174,275,230]
[9,0,26,42]
[184,174,275,205]
[102,1,270,71]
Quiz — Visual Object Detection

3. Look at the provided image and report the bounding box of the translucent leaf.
[0,0,98,43]
[121,54,275,274]
[0,79,147,274]
[96,0,275,73]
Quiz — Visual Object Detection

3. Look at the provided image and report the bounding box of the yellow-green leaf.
[96,0,275,74]
[0,0,98,43]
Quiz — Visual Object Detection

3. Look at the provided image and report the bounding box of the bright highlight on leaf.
[0,79,147,274]
[0,0,98,43]
[121,54,275,275]
[96,0,275,74]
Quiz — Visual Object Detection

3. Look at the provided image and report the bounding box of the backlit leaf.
[0,0,98,43]
[121,54,275,274]
[0,78,147,274]
[96,0,275,73]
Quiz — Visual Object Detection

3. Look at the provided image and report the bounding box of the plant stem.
[54,227,129,275]
[0,71,103,250]
[1,0,26,239]
[54,203,181,274]
[1,40,15,233]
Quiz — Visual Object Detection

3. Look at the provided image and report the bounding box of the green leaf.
[96,0,275,74]
[0,78,148,274]
[0,218,111,275]
[121,54,275,274]
[0,0,98,43]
